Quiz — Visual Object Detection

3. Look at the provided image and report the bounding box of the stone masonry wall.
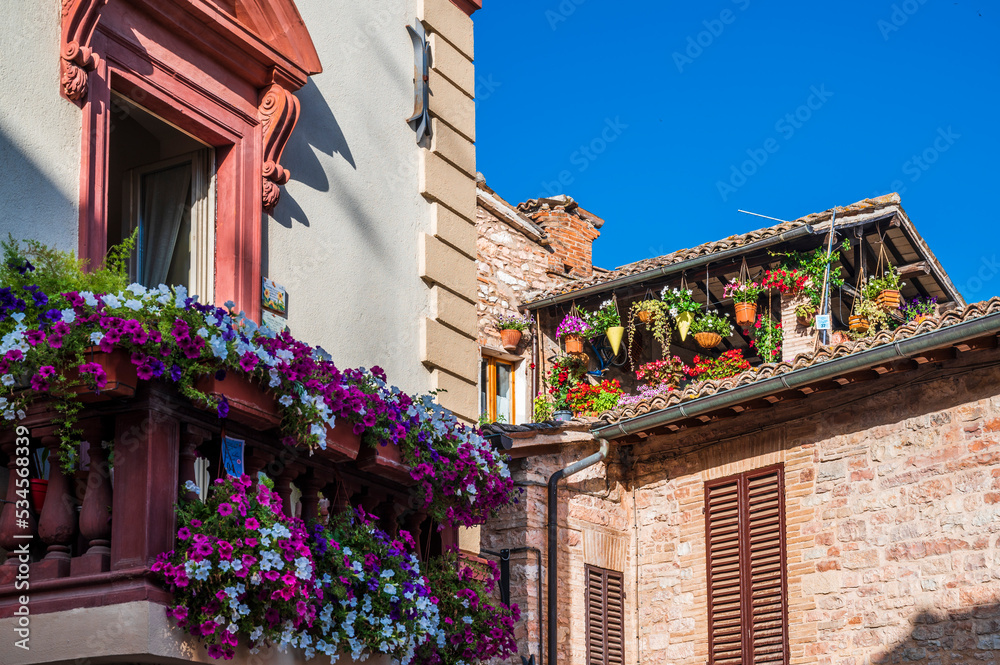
[491,351,1000,665]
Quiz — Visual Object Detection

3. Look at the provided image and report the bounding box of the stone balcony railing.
[0,362,451,618]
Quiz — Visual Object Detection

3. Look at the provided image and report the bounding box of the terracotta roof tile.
[600,296,1000,423]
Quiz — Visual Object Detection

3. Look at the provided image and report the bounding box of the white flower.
[103,294,121,308]
[279,394,293,407]
[60,309,76,323]
[124,299,142,311]
[184,480,201,494]
[1,375,14,387]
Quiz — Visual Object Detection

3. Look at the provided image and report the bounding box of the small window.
[108,94,215,300]
[705,465,788,665]
[480,357,515,424]
[585,565,624,665]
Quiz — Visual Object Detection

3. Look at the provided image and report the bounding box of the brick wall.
[521,203,601,280]
[781,292,818,363]
[486,349,1000,665]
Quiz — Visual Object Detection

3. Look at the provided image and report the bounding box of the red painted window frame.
[68,0,321,321]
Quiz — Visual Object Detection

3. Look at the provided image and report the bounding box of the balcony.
[0,374,454,622]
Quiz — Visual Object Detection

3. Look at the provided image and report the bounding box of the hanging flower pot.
[637,310,652,324]
[694,332,722,349]
[877,289,900,312]
[796,305,817,328]
[734,302,758,328]
[606,326,625,355]
[500,328,523,351]
[564,334,584,354]
[849,314,870,333]
[30,478,48,513]
[676,311,695,341]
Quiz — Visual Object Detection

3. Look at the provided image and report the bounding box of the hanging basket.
[694,332,722,349]
[877,289,900,312]
[849,314,870,333]
[734,302,757,328]
[500,329,523,351]
[637,310,652,324]
[606,326,625,355]
[564,334,584,354]
[676,311,695,341]
[797,312,816,328]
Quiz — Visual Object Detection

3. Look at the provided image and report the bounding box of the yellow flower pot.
[676,311,695,341]
[606,326,625,355]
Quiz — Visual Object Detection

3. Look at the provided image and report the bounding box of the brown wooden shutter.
[706,465,788,665]
[585,565,625,665]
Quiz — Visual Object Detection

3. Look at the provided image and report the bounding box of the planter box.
[315,419,362,463]
[195,373,280,429]
[65,348,138,402]
[356,441,414,486]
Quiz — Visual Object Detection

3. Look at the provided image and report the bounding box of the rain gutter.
[594,311,1000,440]
[524,225,816,310]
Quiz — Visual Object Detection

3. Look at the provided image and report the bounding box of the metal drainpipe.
[547,438,610,665]
[482,546,544,664]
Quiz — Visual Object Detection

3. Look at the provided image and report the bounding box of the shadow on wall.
[876,605,1000,664]
[271,79,356,230]
[0,130,76,245]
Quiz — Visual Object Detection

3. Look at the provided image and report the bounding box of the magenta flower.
[177,527,191,541]
[217,502,233,517]
[245,517,259,530]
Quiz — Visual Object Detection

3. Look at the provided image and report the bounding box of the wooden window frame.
[585,564,624,665]
[481,356,515,424]
[705,464,789,665]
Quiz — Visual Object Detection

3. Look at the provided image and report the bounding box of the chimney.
[518,195,603,279]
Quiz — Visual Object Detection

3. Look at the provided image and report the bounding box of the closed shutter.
[706,465,788,665]
[585,565,625,665]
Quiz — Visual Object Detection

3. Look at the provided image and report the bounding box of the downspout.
[547,438,611,665]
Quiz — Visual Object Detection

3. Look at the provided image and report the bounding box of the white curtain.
[140,164,192,287]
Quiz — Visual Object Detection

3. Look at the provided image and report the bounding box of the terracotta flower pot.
[195,372,281,429]
[30,478,48,513]
[66,347,138,402]
[734,302,757,328]
[694,332,722,349]
[637,310,652,324]
[849,315,870,333]
[500,328,522,351]
[316,419,363,463]
[796,309,816,328]
[356,442,414,486]
[913,314,931,325]
[564,334,584,354]
[877,289,900,312]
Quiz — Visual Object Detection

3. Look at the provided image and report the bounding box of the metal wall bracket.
[406,21,431,146]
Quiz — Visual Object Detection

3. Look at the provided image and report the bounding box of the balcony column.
[274,463,305,518]
[299,470,325,525]
[73,419,112,576]
[180,425,211,502]
[246,447,274,486]
[35,429,77,579]
[0,431,34,585]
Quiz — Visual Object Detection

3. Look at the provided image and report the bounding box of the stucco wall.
[267,0,431,394]
[0,3,81,250]
[269,0,479,417]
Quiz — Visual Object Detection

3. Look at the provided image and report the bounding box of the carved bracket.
[258,83,301,212]
[61,0,108,101]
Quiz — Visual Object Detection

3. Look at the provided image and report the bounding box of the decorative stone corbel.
[61,0,108,101]
[257,83,300,211]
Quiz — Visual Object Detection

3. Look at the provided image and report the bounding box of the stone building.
[479,195,1000,665]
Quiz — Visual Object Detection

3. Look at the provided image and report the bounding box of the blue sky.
[473,1,1000,301]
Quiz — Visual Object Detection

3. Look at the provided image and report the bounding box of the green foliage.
[628,299,673,357]
[863,265,904,299]
[769,239,851,308]
[582,300,621,338]
[690,310,734,337]
[751,313,783,362]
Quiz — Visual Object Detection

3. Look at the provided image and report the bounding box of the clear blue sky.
[473,1,1000,301]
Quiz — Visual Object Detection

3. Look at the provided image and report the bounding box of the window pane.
[496,362,512,424]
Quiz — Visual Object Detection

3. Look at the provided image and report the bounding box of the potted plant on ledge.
[690,310,734,349]
[497,312,532,351]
